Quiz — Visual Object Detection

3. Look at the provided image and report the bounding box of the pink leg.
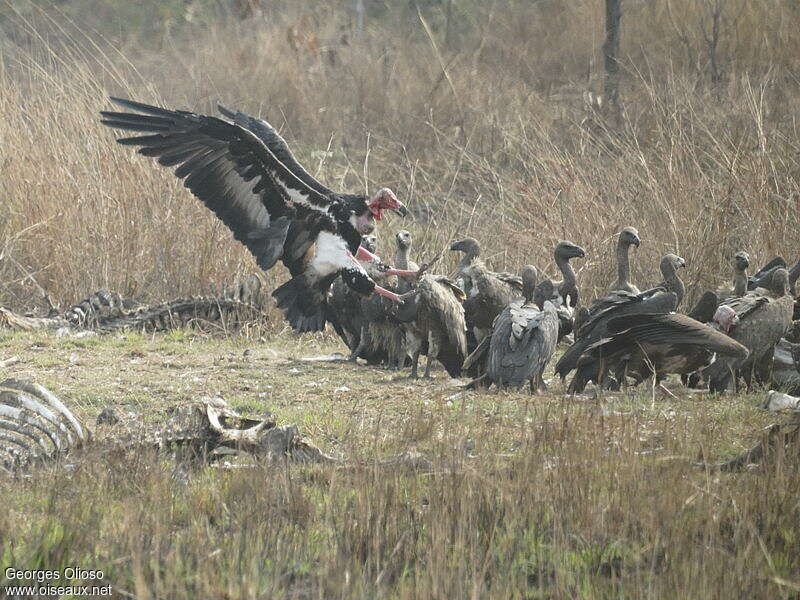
[374,285,401,303]
[355,246,380,262]
[385,268,419,279]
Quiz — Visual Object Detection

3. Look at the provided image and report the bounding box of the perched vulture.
[465,267,559,393]
[406,275,468,379]
[100,98,416,333]
[450,237,522,344]
[655,254,686,308]
[680,289,720,387]
[608,226,641,294]
[557,275,684,395]
[583,313,748,390]
[328,235,382,361]
[706,268,795,393]
[354,231,419,369]
[717,251,750,301]
[549,241,587,341]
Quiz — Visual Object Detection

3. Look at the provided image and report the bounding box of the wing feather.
[101,97,341,272]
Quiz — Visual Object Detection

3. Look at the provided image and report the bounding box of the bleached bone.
[763,390,800,412]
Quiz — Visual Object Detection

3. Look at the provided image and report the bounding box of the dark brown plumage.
[556,255,685,393]
[585,313,748,388]
[450,238,522,341]
[707,268,795,393]
[406,275,468,379]
[687,291,719,323]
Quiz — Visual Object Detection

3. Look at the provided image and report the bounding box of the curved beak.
[449,240,461,251]
[633,237,641,248]
[575,245,587,258]
[394,203,409,218]
[678,257,686,268]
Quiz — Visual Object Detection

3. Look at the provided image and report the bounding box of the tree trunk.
[603,0,622,121]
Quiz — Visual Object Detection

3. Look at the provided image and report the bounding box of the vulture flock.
[101,99,800,396]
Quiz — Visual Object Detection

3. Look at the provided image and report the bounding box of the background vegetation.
[2,3,800,597]
[2,0,800,314]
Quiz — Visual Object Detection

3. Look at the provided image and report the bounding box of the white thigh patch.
[310,232,358,277]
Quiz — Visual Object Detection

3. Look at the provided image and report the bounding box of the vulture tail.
[272,274,329,333]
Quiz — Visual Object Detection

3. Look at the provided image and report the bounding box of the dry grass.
[2,2,800,597]
[2,1,800,312]
[0,329,797,599]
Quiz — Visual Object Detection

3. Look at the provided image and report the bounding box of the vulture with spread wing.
[584,313,748,390]
[100,98,415,333]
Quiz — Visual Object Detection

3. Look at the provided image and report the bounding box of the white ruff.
[311,232,362,277]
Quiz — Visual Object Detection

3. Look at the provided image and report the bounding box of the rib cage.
[0,381,334,475]
[0,379,89,473]
[0,275,267,334]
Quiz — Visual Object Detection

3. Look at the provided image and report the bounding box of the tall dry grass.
[1,0,800,316]
[2,393,799,598]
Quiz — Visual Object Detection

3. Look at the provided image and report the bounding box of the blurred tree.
[603,0,622,120]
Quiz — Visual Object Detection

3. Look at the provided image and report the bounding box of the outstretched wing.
[217,103,337,198]
[100,97,338,272]
[601,313,748,359]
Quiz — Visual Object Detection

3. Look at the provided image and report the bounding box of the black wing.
[100,97,337,273]
[748,256,787,290]
[687,290,719,323]
[217,103,337,198]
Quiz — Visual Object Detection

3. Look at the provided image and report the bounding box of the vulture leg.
[411,349,421,379]
[596,356,609,392]
[350,326,369,362]
[754,350,775,388]
[529,378,536,395]
[465,374,490,390]
[537,374,548,393]
[406,330,422,379]
[614,359,629,390]
[424,332,439,379]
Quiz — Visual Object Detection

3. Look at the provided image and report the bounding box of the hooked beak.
[633,237,641,248]
[575,246,587,259]
[678,258,686,268]
[394,203,409,218]
[450,240,461,251]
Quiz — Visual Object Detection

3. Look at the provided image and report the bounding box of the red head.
[367,188,408,221]
[713,305,739,333]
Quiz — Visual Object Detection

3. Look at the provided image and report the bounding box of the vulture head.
[352,188,407,234]
[713,304,739,333]
[521,265,538,301]
[533,279,556,310]
[361,234,378,254]
[395,230,413,251]
[450,237,481,259]
[619,227,641,248]
[660,254,686,277]
[733,251,750,272]
[554,241,586,261]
